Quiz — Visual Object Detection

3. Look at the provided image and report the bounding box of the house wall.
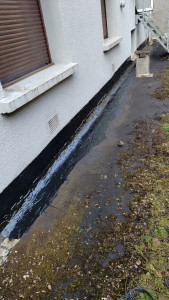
[0,0,146,193]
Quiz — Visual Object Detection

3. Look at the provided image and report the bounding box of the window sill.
[0,63,79,114]
[102,36,123,52]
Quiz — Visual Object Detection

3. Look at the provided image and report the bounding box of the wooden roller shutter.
[100,0,108,39]
[0,0,51,87]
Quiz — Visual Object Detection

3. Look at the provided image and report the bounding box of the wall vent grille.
[48,114,59,133]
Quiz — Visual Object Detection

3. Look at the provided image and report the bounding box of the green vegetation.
[163,122,169,133]
[118,114,169,299]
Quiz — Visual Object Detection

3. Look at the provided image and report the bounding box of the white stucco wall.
[0,0,146,193]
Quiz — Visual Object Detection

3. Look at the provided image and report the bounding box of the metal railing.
[139,0,169,51]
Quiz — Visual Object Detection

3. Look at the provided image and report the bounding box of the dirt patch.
[151,66,169,101]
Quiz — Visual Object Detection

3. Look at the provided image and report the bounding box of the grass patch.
[117,114,169,299]
[163,122,169,133]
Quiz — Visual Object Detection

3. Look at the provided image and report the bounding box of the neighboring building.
[0,1,146,197]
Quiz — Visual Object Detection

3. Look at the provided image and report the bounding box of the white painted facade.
[0,0,146,193]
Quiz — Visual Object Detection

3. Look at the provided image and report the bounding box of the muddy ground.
[0,43,169,300]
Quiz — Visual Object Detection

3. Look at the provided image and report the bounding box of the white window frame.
[102,0,123,52]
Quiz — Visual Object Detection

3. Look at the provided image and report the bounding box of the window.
[136,0,154,13]
[100,0,108,39]
[100,0,123,52]
[0,0,51,87]
[0,1,78,114]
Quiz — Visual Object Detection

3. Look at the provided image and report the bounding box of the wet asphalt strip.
[0,61,135,240]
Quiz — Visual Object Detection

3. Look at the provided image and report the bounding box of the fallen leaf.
[136,259,142,266]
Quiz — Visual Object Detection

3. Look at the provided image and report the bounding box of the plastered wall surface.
[0,0,146,193]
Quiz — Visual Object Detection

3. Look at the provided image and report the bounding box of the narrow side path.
[0,43,169,299]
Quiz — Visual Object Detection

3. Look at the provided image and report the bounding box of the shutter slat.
[0,26,45,39]
[0,0,37,3]
[0,50,49,69]
[0,20,43,29]
[0,62,49,86]
[0,41,48,56]
[0,12,41,18]
[0,41,47,56]
[0,43,47,58]
[0,55,49,75]
[0,0,51,86]
[0,36,47,51]
[0,1,39,10]
[0,32,46,46]
[0,25,42,36]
